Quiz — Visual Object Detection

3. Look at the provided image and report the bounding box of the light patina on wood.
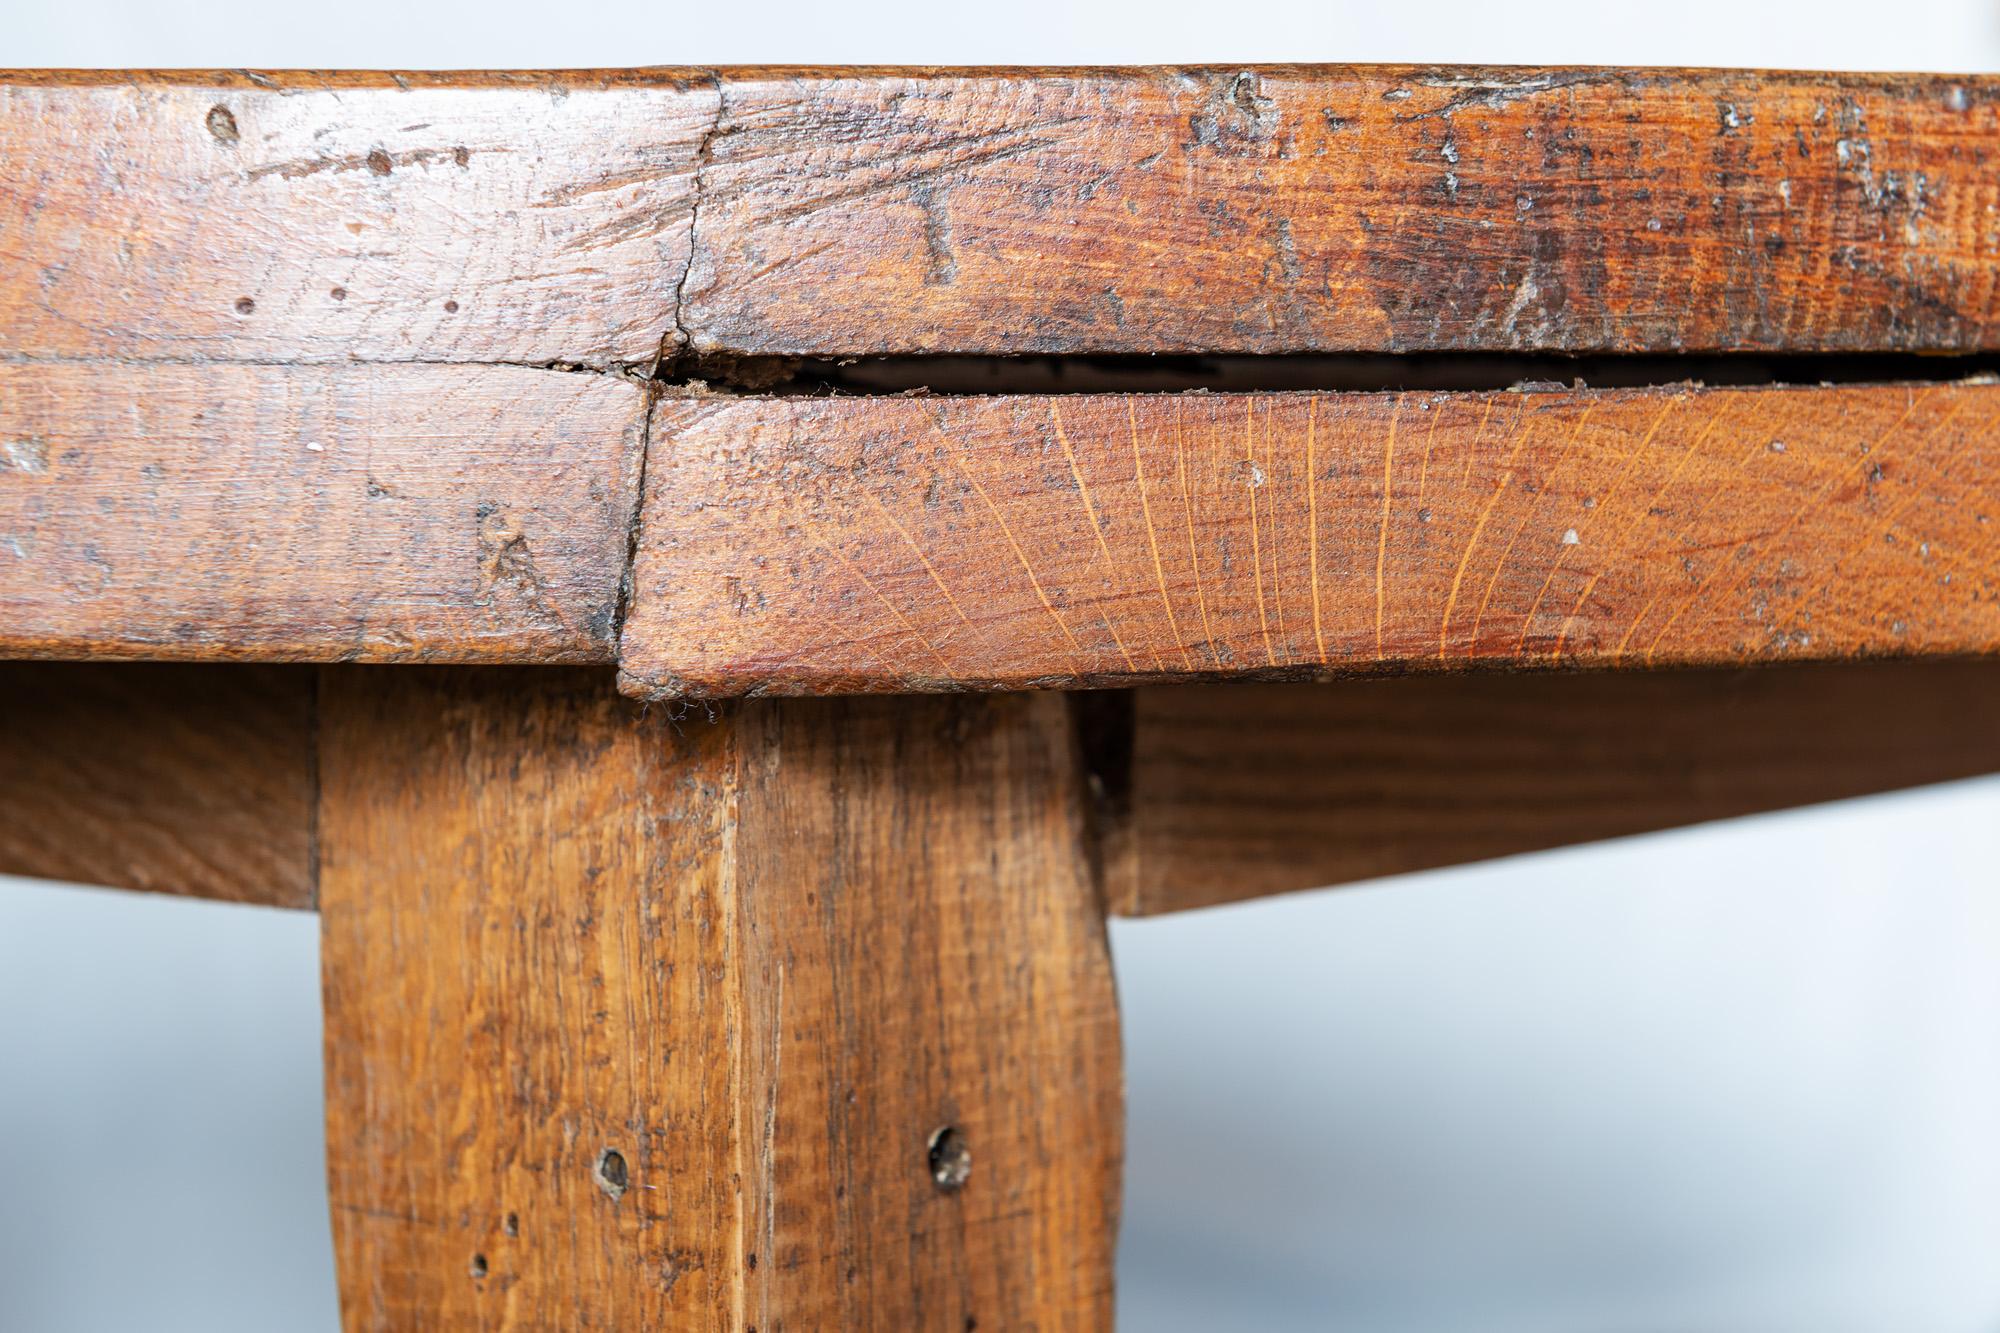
[621,384,2000,697]
[318,670,1119,1330]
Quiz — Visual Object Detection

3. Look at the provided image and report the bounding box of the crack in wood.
[666,73,729,368]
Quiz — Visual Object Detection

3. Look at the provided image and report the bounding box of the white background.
[5,2,2000,1328]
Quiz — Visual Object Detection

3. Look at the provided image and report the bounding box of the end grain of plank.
[621,385,2000,698]
[0,363,648,662]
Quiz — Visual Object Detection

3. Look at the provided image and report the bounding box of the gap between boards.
[653,350,2000,398]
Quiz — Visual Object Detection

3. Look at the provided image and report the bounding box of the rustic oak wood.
[1096,657,2000,915]
[622,384,2000,697]
[11,67,2000,674]
[11,64,2000,1328]
[0,662,315,907]
[0,363,647,662]
[10,68,1997,363]
[686,67,2000,356]
[19,656,1992,921]
[0,70,709,366]
[319,669,1119,1330]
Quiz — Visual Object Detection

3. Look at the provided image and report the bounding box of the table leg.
[317,668,1121,1330]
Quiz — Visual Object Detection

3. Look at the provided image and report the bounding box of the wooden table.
[5,65,2000,1328]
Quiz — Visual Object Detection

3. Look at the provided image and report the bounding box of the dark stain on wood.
[8,67,2000,366]
[681,66,2000,356]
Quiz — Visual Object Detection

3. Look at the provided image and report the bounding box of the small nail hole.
[366,149,393,175]
[233,297,255,315]
[594,1147,629,1201]
[443,299,459,313]
[927,1125,970,1192]
[329,286,347,301]
[469,1253,488,1279]
[205,105,239,143]
[503,1212,519,1237]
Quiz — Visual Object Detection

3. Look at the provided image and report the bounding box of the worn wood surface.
[1096,657,2000,915]
[0,70,708,366]
[10,67,2000,672]
[0,662,315,906]
[319,669,1119,1330]
[0,362,647,662]
[686,67,2000,355]
[9,64,1998,1331]
[728,693,1121,1329]
[622,384,2000,698]
[8,67,1998,362]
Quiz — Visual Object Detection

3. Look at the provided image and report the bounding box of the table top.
[4,66,1997,696]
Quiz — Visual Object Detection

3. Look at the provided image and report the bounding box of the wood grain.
[685,66,2000,355]
[0,70,710,366]
[320,668,742,1330]
[0,662,314,907]
[7,67,2000,365]
[0,362,647,662]
[11,66,2000,671]
[1095,658,2000,915]
[729,693,1120,1329]
[319,669,1118,1330]
[621,384,2000,698]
